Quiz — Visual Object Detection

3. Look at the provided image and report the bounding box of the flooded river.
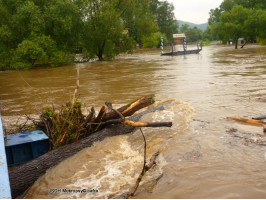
[0,45,266,198]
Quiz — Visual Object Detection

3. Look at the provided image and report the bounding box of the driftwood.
[33,95,155,149]
[102,95,155,121]
[227,117,265,125]
[125,128,148,199]
[113,129,164,199]
[227,116,266,133]
[252,116,266,120]
[9,100,173,198]
[124,129,163,199]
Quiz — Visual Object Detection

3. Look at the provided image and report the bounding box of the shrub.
[142,32,167,48]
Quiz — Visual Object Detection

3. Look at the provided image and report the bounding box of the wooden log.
[102,95,155,121]
[227,116,266,133]
[94,106,107,123]
[252,116,266,120]
[263,124,266,133]
[83,107,95,126]
[124,147,164,199]
[97,103,172,128]
[122,120,172,127]
[9,100,173,198]
[227,117,265,126]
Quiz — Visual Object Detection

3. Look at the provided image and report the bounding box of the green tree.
[154,1,178,40]
[142,32,167,48]
[180,24,189,33]
[245,9,266,44]
[122,0,158,45]
[0,25,14,68]
[0,0,80,69]
[43,0,82,51]
[208,0,266,46]
[235,0,266,9]
[81,0,124,60]
[0,0,181,69]
[215,5,251,48]
[202,27,214,41]
[184,28,202,42]
[13,40,46,69]
[81,0,160,59]
[208,8,221,25]
[13,1,44,43]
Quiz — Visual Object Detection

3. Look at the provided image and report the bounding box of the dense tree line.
[208,0,266,48]
[0,0,178,70]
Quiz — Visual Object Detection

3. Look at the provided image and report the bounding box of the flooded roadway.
[0,44,265,198]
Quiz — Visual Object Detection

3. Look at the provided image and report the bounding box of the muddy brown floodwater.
[0,45,266,198]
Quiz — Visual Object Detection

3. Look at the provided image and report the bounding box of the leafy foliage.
[153,0,178,41]
[207,0,266,47]
[0,0,179,69]
[143,32,167,48]
[40,101,85,149]
[184,28,203,43]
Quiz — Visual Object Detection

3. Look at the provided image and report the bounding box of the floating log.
[227,116,266,133]
[227,117,265,126]
[9,100,173,198]
[252,116,266,120]
[122,120,172,127]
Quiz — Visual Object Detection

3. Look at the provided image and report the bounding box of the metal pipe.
[0,112,12,198]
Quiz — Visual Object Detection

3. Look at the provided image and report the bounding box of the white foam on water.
[24,99,194,199]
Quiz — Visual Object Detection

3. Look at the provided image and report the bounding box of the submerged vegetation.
[0,0,178,70]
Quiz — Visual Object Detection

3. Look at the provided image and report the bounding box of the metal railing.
[0,112,11,198]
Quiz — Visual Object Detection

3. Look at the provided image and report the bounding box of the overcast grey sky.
[167,0,223,24]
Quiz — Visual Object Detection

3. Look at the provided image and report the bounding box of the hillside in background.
[177,20,208,31]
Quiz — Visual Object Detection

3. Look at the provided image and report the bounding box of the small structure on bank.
[161,33,202,56]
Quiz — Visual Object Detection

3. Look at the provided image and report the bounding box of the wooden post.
[183,38,187,52]
[171,43,174,54]
[161,36,164,55]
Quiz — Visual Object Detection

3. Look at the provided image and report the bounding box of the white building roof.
[173,33,186,39]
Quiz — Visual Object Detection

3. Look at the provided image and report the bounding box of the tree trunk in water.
[241,41,247,48]
[97,40,106,61]
[97,51,103,60]
[235,38,238,49]
[8,100,173,198]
